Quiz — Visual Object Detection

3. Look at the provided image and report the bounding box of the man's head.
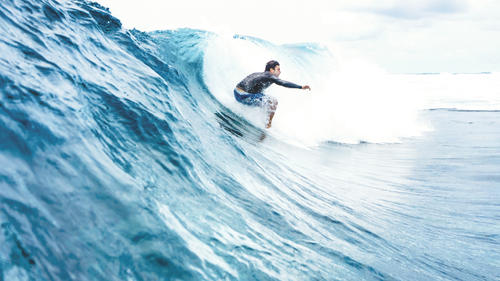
[265,60,281,77]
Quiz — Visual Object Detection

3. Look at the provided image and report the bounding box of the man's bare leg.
[266,98,278,128]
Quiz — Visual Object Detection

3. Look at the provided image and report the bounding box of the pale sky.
[97,0,500,73]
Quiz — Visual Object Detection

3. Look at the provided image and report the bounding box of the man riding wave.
[234,60,311,128]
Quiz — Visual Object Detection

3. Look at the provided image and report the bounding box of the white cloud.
[96,0,500,73]
[349,0,468,19]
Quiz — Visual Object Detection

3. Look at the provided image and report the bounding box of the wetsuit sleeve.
[271,77,302,89]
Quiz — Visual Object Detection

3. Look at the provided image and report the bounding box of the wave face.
[1,1,499,280]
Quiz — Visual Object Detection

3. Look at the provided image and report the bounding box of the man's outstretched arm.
[272,77,311,91]
[272,77,302,89]
[273,77,311,91]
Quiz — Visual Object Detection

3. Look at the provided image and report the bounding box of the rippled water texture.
[1,1,499,280]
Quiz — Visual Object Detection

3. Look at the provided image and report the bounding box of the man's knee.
[268,98,278,108]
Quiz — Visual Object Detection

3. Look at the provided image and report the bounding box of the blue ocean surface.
[1,0,499,280]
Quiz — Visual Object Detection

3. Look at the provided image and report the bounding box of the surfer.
[234,60,311,128]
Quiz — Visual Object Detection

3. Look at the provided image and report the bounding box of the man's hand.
[302,85,311,91]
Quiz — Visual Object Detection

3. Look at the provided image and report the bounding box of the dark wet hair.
[265,60,280,72]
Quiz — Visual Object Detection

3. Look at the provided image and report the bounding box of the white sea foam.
[202,33,499,145]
